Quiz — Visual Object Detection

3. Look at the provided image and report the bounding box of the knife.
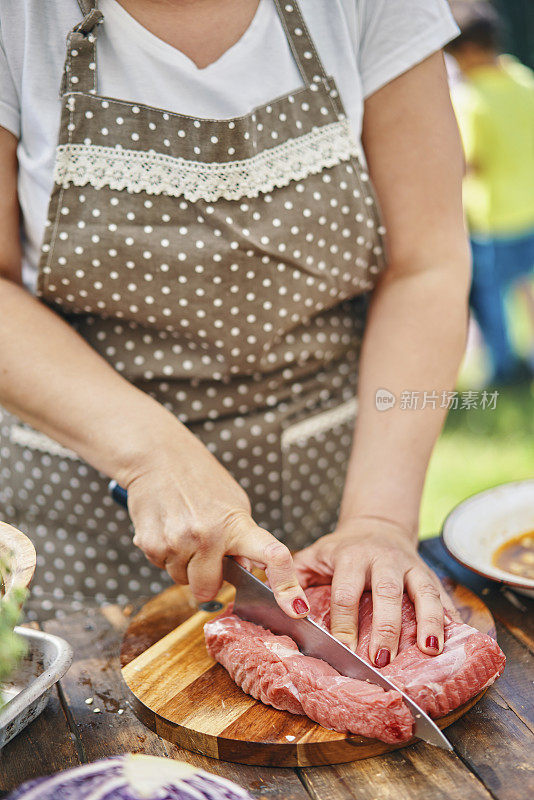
[109,481,453,750]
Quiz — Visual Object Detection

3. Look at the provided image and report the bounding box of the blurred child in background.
[447,1,534,384]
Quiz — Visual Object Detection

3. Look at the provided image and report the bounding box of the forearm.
[0,278,183,484]
[339,258,469,535]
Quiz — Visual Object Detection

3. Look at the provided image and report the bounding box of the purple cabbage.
[6,755,254,800]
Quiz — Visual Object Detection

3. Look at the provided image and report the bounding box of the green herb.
[0,553,27,709]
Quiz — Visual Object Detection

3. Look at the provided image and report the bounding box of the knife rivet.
[199,601,223,612]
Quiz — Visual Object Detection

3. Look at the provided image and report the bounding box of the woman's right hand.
[121,420,310,619]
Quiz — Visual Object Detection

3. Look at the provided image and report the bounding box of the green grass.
[420,378,534,538]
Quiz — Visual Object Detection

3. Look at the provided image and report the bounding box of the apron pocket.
[280,397,357,550]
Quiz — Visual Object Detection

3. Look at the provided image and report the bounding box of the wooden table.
[1,537,533,800]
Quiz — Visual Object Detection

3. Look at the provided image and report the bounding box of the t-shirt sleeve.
[0,21,20,137]
[358,0,460,99]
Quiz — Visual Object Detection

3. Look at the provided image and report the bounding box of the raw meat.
[204,586,505,744]
[205,614,413,743]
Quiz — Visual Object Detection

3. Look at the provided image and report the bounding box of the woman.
[0,0,469,668]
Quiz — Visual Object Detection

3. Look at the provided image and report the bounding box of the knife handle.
[108,480,128,509]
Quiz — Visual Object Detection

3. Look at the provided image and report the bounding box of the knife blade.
[222,556,453,751]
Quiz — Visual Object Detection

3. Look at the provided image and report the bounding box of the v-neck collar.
[100,0,270,75]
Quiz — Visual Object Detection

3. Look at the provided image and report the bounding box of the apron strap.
[76,0,98,13]
[60,2,103,96]
[272,0,345,116]
[272,1,327,85]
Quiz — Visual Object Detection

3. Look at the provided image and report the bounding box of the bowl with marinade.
[442,479,534,598]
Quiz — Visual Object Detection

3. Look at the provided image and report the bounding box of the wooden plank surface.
[491,623,534,732]
[446,693,533,800]
[298,743,494,800]
[0,536,532,800]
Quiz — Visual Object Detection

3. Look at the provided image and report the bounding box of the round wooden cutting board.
[120,578,496,767]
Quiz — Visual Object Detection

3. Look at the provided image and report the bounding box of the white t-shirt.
[0,0,458,289]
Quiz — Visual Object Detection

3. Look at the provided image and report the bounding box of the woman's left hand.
[292,516,455,666]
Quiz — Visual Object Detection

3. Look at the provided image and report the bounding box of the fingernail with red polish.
[375,648,390,668]
[426,635,439,652]
[292,597,309,615]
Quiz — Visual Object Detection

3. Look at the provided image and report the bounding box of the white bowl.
[442,479,534,598]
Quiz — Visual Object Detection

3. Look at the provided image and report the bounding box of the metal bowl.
[442,479,534,598]
[0,627,73,749]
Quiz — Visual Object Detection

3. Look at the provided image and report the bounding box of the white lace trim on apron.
[281,397,357,451]
[9,425,81,461]
[53,120,362,202]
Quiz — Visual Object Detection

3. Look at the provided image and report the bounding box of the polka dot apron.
[0,0,385,620]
